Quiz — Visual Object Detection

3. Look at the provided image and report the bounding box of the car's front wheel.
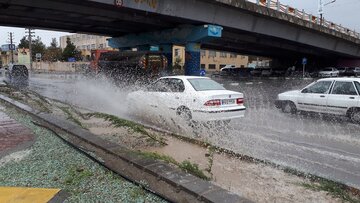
[350,109,360,124]
[282,101,297,114]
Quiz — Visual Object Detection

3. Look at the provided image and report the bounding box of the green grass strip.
[85,112,166,146]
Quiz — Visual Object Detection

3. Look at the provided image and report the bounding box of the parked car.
[355,67,360,77]
[272,68,286,76]
[127,76,246,123]
[250,68,263,76]
[4,64,29,87]
[261,68,272,77]
[220,65,237,76]
[318,67,339,77]
[337,67,348,76]
[275,78,360,123]
[344,67,360,77]
[221,64,236,69]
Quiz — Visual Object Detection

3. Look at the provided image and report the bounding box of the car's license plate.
[222,99,235,105]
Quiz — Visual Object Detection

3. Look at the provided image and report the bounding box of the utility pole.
[8,32,15,64]
[318,0,336,25]
[26,28,35,71]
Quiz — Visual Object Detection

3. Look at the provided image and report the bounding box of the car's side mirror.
[301,88,308,93]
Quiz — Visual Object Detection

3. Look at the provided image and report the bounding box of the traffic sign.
[200,69,206,76]
[8,44,15,50]
[302,57,307,65]
[114,0,123,7]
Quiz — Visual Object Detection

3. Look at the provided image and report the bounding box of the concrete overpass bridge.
[1,0,359,74]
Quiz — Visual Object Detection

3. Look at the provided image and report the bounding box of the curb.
[0,94,252,203]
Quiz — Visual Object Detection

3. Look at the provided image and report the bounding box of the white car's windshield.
[322,68,333,71]
[188,78,226,91]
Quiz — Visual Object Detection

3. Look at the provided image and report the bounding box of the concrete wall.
[32,62,90,73]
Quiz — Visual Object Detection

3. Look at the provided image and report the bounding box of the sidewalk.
[0,108,65,203]
[0,110,35,158]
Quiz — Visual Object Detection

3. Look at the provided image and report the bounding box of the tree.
[49,38,58,48]
[43,38,62,62]
[62,37,81,61]
[32,36,46,60]
[17,36,46,60]
[18,36,29,49]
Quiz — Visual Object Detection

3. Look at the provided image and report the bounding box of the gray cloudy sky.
[277,0,360,31]
[0,0,359,46]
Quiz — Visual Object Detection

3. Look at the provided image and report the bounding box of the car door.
[326,81,360,115]
[297,80,333,113]
[162,78,186,111]
[145,78,171,112]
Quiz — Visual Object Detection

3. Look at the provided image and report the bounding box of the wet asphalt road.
[26,74,360,189]
[216,76,360,189]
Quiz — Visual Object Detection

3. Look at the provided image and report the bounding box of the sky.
[0,26,70,47]
[0,0,359,47]
[272,0,360,31]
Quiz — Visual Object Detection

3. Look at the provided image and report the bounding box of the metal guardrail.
[255,0,360,39]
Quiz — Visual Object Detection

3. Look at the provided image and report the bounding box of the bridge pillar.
[185,43,201,76]
[159,44,173,71]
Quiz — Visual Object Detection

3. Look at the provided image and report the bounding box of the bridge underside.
[0,0,359,69]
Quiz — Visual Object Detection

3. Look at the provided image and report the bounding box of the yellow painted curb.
[0,187,61,203]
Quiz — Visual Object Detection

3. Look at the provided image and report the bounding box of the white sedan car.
[127,76,246,122]
[275,78,360,123]
[318,67,339,77]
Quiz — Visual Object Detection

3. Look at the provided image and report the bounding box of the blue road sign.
[302,57,307,65]
[9,44,15,50]
[200,69,206,76]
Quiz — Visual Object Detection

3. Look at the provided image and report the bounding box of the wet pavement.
[217,77,360,189]
[25,74,360,189]
[0,108,35,157]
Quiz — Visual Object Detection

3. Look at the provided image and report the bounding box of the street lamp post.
[318,0,336,25]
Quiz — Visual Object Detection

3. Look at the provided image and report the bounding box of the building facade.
[60,34,112,59]
[172,46,249,72]
[200,50,248,71]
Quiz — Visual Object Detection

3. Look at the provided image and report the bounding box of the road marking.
[0,187,61,203]
[230,83,239,86]
[245,82,254,85]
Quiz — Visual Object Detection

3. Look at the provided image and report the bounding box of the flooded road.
[27,73,360,189]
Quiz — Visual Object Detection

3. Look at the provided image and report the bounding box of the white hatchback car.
[318,67,339,77]
[127,76,246,122]
[275,78,360,123]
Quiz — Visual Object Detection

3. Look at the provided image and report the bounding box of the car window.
[147,78,185,92]
[148,79,170,92]
[322,68,333,71]
[354,82,360,93]
[188,78,225,91]
[11,65,28,77]
[305,81,332,94]
[331,81,358,95]
[167,78,185,92]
